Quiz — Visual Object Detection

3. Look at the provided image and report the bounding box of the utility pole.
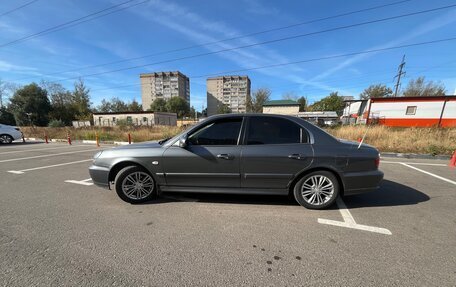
[393,55,406,97]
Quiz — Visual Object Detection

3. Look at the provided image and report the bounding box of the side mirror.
[178,134,188,148]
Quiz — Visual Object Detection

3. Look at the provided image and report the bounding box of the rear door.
[162,117,243,188]
[240,116,313,190]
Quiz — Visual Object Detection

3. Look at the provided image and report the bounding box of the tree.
[166,97,189,118]
[128,99,142,112]
[0,79,8,108]
[150,98,168,112]
[308,92,345,115]
[297,96,306,112]
[9,83,51,126]
[72,79,92,120]
[402,77,446,97]
[0,106,16,125]
[247,88,271,113]
[97,99,112,113]
[360,84,393,99]
[110,97,129,112]
[41,81,75,125]
[217,104,231,114]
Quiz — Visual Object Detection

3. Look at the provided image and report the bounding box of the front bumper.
[89,165,110,189]
[342,169,384,196]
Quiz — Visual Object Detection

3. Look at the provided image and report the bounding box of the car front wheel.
[0,134,14,144]
[114,166,157,204]
[293,171,339,209]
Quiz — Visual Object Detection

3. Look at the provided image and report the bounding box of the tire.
[114,166,157,204]
[0,134,14,144]
[293,171,339,210]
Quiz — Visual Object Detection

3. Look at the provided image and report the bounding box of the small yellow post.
[96,132,100,147]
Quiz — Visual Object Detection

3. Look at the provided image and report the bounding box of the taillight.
[375,157,380,168]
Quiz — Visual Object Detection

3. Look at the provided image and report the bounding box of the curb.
[380,152,450,160]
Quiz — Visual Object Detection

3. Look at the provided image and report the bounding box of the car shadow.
[343,179,430,209]
[138,179,430,208]
[140,192,299,206]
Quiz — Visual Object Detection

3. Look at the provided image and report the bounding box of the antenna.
[357,124,372,149]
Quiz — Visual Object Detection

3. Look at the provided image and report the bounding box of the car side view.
[0,124,22,144]
[89,114,383,209]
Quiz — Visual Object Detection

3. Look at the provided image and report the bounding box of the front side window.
[188,118,242,146]
[247,117,306,145]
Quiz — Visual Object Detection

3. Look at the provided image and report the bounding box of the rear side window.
[247,117,307,145]
[188,118,242,146]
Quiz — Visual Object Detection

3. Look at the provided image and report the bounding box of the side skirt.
[159,186,288,195]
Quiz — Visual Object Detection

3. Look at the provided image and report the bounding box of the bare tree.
[247,88,271,113]
[282,91,298,101]
[403,77,446,97]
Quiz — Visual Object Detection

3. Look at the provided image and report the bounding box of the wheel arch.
[288,166,345,196]
[108,160,151,183]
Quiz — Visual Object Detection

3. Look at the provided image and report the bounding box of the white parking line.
[0,145,88,155]
[318,197,392,235]
[65,178,93,186]
[400,163,456,186]
[0,148,98,163]
[7,159,92,174]
[381,161,446,167]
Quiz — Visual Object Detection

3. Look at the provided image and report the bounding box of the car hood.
[113,141,161,150]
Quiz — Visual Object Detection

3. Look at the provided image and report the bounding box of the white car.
[0,124,22,144]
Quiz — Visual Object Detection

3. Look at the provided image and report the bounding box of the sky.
[0,0,455,111]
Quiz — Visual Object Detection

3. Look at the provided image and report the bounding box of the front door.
[162,117,244,188]
[241,116,313,190]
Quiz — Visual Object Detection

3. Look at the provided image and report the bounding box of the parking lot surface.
[1,142,455,286]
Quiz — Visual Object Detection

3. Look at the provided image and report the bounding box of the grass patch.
[20,125,456,155]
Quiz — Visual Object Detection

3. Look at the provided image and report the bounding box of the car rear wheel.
[293,171,339,209]
[114,166,157,204]
[0,134,13,144]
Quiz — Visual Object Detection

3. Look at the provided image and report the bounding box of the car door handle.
[288,154,304,160]
[217,154,234,160]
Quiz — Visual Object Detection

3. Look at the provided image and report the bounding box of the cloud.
[311,8,456,82]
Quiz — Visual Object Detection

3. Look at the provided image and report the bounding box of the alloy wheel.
[121,171,155,200]
[301,175,335,206]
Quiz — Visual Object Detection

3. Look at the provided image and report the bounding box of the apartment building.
[140,71,190,111]
[207,76,251,116]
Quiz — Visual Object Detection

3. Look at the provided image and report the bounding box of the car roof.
[201,113,339,145]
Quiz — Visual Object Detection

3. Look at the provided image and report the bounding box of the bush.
[48,119,65,127]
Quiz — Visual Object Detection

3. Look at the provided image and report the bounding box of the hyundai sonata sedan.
[89,114,383,209]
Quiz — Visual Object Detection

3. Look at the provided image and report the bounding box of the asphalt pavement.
[0,142,455,286]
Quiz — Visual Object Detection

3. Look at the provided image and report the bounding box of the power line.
[15,0,412,80]
[89,37,456,92]
[49,4,456,83]
[0,0,39,17]
[0,0,149,48]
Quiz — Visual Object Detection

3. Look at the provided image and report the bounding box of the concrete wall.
[93,112,177,127]
[263,106,300,115]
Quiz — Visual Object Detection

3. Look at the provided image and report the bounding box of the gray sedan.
[89,114,383,209]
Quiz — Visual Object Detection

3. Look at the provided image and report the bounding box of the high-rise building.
[206,76,251,116]
[140,71,190,111]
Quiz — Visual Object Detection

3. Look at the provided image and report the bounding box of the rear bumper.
[89,165,110,189]
[342,169,384,196]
